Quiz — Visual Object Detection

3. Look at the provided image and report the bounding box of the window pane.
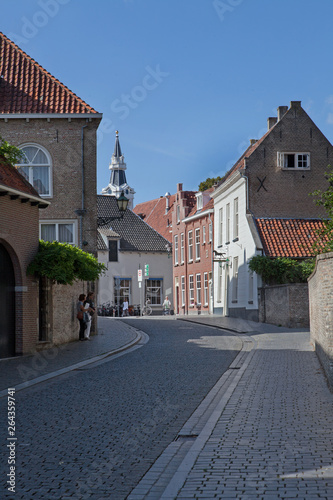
[41,224,56,242]
[59,224,74,243]
[22,146,38,162]
[33,148,48,164]
[33,166,49,195]
[108,240,118,261]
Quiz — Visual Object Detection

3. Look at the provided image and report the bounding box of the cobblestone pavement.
[0,317,140,392]
[0,318,241,499]
[130,317,333,499]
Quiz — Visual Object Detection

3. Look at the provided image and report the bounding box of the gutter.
[0,183,50,208]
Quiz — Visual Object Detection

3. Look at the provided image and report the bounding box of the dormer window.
[277,152,310,170]
[197,194,203,211]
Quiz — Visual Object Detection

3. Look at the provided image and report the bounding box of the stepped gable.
[97,195,170,252]
[255,218,326,258]
[0,32,98,114]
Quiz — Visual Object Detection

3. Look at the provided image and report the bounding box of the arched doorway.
[0,244,15,357]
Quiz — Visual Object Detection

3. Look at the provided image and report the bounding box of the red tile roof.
[133,196,175,243]
[255,218,326,258]
[0,32,98,114]
[0,156,43,197]
[133,191,197,242]
[186,197,214,218]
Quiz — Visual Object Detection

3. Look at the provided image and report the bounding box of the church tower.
[101,131,135,209]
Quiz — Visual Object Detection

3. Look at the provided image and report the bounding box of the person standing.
[163,296,171,315]
[83,292,95,340]
[122,298,129,316]
[77,294,87,341]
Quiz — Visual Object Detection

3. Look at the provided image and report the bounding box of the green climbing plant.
[27,240,106,285]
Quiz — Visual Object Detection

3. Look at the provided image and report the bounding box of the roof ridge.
[0,31,98,114]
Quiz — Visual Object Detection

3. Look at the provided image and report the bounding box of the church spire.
[113,130,122,158]
[101,131,135,209]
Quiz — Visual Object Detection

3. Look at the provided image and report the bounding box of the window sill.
[225,241,230,245]
[281,167,310,171]
[233,237,239,242]
[248,300,253,304]
[231,300,238,304]
[195,258,201,262]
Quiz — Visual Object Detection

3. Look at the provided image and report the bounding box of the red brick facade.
[172,184,214,315]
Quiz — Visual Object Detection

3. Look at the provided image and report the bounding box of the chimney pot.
[267,117,278,130]
[277,105,288,121]
[177,183,183,192]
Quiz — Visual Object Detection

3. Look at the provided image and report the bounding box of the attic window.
[197,194,203,211]
[277,152,310,169]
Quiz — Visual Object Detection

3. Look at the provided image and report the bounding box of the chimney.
[277,105,288,122]
[164,191,171,214]
[177,183,183,192]
[290,101,301,109]
[267,117,278,130]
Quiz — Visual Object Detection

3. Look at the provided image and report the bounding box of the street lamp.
[98,191,129,226]
[165,242,172,258]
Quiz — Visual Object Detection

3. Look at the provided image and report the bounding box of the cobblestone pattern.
[175,331,333,499]
[0,319,240,499]
[0,318,138,391]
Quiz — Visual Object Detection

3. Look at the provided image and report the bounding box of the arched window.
[16,144,52,197]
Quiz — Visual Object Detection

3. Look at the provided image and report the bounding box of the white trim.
[17,143,53,198]
[1,113,102,120]
[39,219,78,245]
[182,208,213,223]
[0,183,50,206]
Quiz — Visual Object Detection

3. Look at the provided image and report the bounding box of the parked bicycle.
[141,298,152,316]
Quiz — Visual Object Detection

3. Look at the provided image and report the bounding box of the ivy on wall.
[27,240,106,285]
[248,255,315,285]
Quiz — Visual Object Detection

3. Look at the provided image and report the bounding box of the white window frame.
[218,207,223,247]
[217,262,223,303]
[196,274,201,305]
[189,275,194,306]
[234,197,239,240]
[174,235,179,265]
[277,152,310,170]
[40,219,77,245]
[188,230,193,262]
[226,203,230,243]
[204,272,209,305]
[17,143,52,198]
[209,222,212,243]
[202,225,206,244]
[232,256,239,302]
[181,276,185,306]
[146,278,163,305]
[180,233,184,264]
[176,205,180,223]
[195,228,200,260]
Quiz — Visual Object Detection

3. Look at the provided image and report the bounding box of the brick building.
[172,184,214,315]
[212,101,333,320]
[0,158,49,357]
[0,32,102,349]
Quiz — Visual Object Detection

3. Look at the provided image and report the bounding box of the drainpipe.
[76,124,88,249]
[208,212,214,314]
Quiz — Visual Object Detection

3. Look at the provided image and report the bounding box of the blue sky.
[2,0,333,205]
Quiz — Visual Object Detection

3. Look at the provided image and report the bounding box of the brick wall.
[0,116,100,349]
[0,117,99,254]
[308,253,333,389]
[0,195,40,355]
[247,102,333,218]
[259,283,309,328]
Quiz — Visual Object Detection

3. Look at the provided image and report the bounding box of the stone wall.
[259,283,309,328]
[308,253,333,389]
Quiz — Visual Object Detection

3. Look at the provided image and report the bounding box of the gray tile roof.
[97,195,170,253]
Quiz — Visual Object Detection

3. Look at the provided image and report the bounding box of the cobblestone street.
[0,318,240,499]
